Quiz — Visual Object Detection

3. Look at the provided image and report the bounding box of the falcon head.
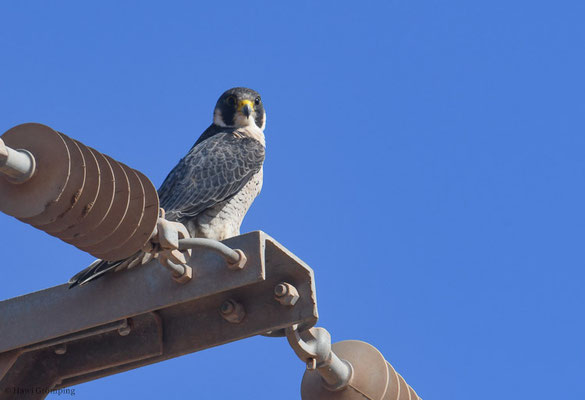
[213,87,266,131]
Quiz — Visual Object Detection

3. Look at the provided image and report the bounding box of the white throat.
[213,109,266,145]
[237,125,266,147]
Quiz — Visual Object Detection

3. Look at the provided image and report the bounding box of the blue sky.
[1,1,584,398]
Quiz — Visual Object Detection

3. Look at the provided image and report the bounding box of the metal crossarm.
[0,231,318,398]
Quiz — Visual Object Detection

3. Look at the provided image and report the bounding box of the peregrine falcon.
[69,87,266,287]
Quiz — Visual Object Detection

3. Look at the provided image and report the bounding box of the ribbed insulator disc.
[0,123,160,262]
[0,124,70,219]
[96,169,159,261]
[20,133,86,226]
[67,154,130,248]
[81,163,144,257]
[301,340,421,400]
[383,364,401,400]
[58,147,115,241]
[40,139,100,234]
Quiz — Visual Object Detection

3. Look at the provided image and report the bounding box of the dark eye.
[254,97,261,105]
[226,96,237,106]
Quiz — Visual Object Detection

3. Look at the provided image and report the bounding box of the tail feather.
[68,258,126,288]
[68,251,145,288]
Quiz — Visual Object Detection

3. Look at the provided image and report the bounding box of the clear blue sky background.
[1,1,584,399]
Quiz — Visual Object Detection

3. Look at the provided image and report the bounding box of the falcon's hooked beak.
[238,100,254,119]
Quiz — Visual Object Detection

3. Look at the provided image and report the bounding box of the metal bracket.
[139,212,249,284]
[286,325,353,392]
[288,330,423,400]
[0,231,318,399]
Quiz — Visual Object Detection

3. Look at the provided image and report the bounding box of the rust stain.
[72,190,82,205]
[82,202,94,217]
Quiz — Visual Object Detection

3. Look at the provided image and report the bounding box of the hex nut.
[227,249,247,270]
[172,265,193,284]
[274,282,300,306]
[118,320,132,336]
[221,301,233,314]
[275,283,287,296]
[220,299,246,323]
[54,344,67,355]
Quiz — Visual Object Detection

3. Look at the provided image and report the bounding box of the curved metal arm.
[178,238,246,269]
[286,325,353,391]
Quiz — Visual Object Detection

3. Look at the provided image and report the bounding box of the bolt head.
[172,264,193,284]
[228,249,247,270]
[220,299,246,323]
[221,300,235,315]
[275,283,288,297]
[118,326,131,336]
[274,282,300,306]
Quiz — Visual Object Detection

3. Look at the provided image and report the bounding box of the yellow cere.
[237,100,254,111]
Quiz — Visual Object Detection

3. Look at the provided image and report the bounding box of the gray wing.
[158,131,265,222]
[69,131,264,288]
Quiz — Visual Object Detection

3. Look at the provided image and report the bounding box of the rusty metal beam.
[0,231,318,399]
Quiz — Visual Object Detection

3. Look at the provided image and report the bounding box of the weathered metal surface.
[0,232,318,399]
[0,232,265,353]
[0,314,162,399]
[275,282,300,306]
